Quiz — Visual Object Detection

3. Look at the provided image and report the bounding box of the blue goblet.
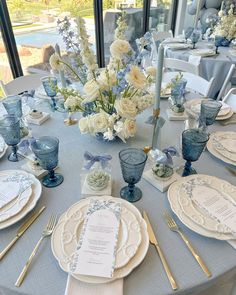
[215,36,223,54]
[41,77,58,111]
[190,29,200,49]
[199,99,222,132]
[182,129,209,177]
[2,95,22,118]
[31,136,64,188]
[0,115,20,162]
[119,148,147,202]
[183,26,194,43]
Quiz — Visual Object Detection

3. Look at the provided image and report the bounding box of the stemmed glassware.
[41,77,58,111]
[119,148,147,203]
[214,36,222,54]
[31,136,64,188]
[190,29,201,49]
[182,129,209,177]
[0,115,21,162]
[199,99,222,133]
[183,27,194,43]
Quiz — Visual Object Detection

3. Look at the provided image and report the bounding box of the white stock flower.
[114,120,124,133]
[97,69,117,91]
[49,53,64,71]
[126,66,147,89]
[133,94,154,112]
[115,99,137,119]
[110,39,131,58]
[83,80,100,103]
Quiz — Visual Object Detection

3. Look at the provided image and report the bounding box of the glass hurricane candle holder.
[31,136,64,188]
[182,129,209,177]
[0,115,20,162]
[119,148,147,203]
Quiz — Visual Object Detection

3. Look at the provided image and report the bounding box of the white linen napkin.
[65,275,123,295]
[188,55,201,66]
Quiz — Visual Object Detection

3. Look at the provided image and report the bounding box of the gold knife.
[0,206,46,261]
[143,211,178,290]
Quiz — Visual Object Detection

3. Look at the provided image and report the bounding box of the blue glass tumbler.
[182,129,209,177]
[31,136,64,188]
[190,29,200,49]
[0,115,20,162]
[119,148,147,203]
[41,76,58,111]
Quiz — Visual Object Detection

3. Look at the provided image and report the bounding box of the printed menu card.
[70,199,121,278]
[192,186,236,233]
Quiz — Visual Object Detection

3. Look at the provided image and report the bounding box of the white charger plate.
[168,174,235,240]
[212,131,236,162]
[0,171,33,222]
[174,175,235,235]
[61,198,142,269]
[162,38,186,44]
[51,196,149,284]
[207,132,236,166]
[165,43,190,50]
[190,49,216,57]
[0,170,42,230]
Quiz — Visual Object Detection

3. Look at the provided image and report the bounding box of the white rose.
[79,117,89,134]
[115,99,137,119]
[118,119,136,141]
[49,53,64,71]
[64,96,80,111]
[110,39,131,58]
[90,112,109,133]
[146,66,156,78]
[126,66,147,89]
[97,69,117,91]
[83,79,100,104]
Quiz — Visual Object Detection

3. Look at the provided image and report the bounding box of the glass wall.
[5,0,96,75]
[149,0,173,32]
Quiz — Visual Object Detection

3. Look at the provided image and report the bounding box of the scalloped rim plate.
[0,170,42,230]
[167,174,236,240]
[51,196,149,284]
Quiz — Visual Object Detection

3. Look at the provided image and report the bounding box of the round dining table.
[0,97,236,295]
[165,41,236,98]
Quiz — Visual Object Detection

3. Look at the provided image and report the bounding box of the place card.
[70,199,121,278]
[192,186,236,233]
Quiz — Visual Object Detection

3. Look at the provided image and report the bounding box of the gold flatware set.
[143,211,212,291]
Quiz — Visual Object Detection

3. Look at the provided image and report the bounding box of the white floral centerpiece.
[49,12,154,142]
[211,4,236,45]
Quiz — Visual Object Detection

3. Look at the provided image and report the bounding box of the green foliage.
[8,0,26,19]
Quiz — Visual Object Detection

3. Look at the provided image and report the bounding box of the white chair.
[164,58,200,76]
[0,73,47,96]
[216,64,236,101]
[163,71,215,97]
[222,88,236,112]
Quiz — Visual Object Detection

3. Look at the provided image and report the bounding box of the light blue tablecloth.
[165,41,236,98]
[0,98,236,295]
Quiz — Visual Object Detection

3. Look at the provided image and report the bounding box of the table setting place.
[1,10,236,295]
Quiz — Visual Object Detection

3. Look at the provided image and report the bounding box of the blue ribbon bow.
[84,151,112,170]
[162,147,179,166]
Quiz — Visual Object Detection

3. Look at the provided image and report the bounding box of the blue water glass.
[119,148,147,202]
[0,115,20,162]
[190,30,200,49]
[41,76,58,110]
[183,26,194,43]
[200,99,222,132]
[2,95,22,118]
[182,129,209,177]
[31,136,64,188]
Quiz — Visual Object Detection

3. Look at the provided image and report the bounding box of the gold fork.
[15,214,57,287]
[164,212,212,278]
